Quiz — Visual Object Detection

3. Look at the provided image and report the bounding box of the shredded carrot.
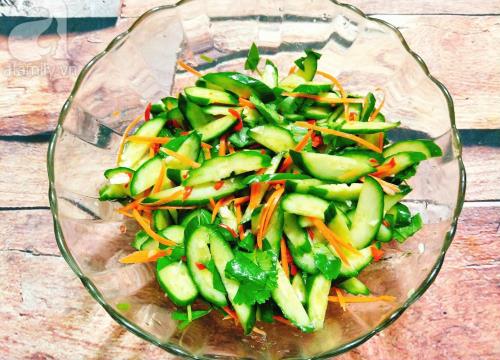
[131,209,177,246]
[233,196,250,206]
[279,129,314,172]
[195,262,207,270]
[143,208,152,223]
[201,142,212,149]
[119,249,170,264]
[228,142,236,154]
[209,198,216,209]
[273,316,294,327]
[148,146,155,158]
[334,287,347,311]
[370,88,386,121]
[117,209,134,218]
[378,133,385,151]
[125,135,171,144]
[177,59,202,77]
[152,161,166,193]
[371,245,384,262]
[118,196,146,212]
[257,186,285,248]
[316,70,350,121]
[203,146,212,160]
[252,327,267,336]
[282,92,364,104]
[160,148,201,168]
[280,237,290,278]
[145,189,184,206]
[239,97,255,108]
[223,306,239,325]
[328,295,396,304]
[219,223,238,238]
[248,183,262,211]
[371,157,396,178]
[219,134,227,156]
[294,121,382,153]
[288,65,297,75]
[211,197,231,223]
[228,108,243,132]
[144,205,197,210]
[310,218,355,265]
[367,175,400,195]
[213,180,224,190]
[116,114,144,165]
[235,204,244,240]
[183,186,193,201]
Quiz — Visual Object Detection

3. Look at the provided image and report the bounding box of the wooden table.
[1,1,499,359]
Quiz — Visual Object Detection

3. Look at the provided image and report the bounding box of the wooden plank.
[0,15,498,137]
[1,139,496,207]
[0,18,135,136]
[0,0,121,17]
[0,204,498,359]
[120,0,500,18]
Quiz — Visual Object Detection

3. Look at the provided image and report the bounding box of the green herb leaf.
[394,164,418,182]
[244,43,261,72]
[228,127,254,148]
[206,259,227,294]
[225,250,278,305]
[238,232,256,252]
[313,244,341,280]
[183,209,212,239]
[393,214,423,243]
[156,245,185,268]
[172,309,211,330]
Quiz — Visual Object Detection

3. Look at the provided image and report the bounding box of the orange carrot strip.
[152,161,166,193]
[239,97,255,108]
[116,114,143,165]
[316,70,350,120]
[219,134,227,156]
[280,237,289,278]
[294,122,382,153]
[310,218,351,265]
[261,187,285,236]
[144,205,197,210]
[125,136,171,144]
[328,295,396,303]
[279,129,314,172]
[201,142,212,149]
[288,65,297,75]
[371,157,396,178]
[228,142,235,154]
[223,306,239,325]
[257,187,285,247]
[117,209,134,218]
[334,287,347,311]
[370,88,386,121]
[378,133,385,151]
[273,316,294,327]
[132,209,176,247]
[234,203,244,240]
[160,148,201,168]
[248,183,262,211]
[233,196,250,206]
[177,59,202,77]
[367,175,400,195]
[119,249,170,264]
[209,198,216,209]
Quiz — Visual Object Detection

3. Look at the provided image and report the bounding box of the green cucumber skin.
[195,115,237,142]
[306,274,331,330]
[184,86,239,106]
[156,260,198,306]
[383,139,442,159]
[248,125,296,153]
[185,226,228,307]
[99,184,128,201]
[209,231,256,334]
[129,156,163,197]
[281,193,331,221]
[338,277,370,296]
[359,92,376,122]
[339,121,400,134]
[381,151,427,175]
[104,167,134,180]
[283,213,318,274]
[202,72,275,102]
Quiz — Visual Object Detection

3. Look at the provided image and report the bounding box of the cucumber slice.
[210,232,256,334]
[159,225,185,244]
[129,156,164,196]
[376,222,393,242]
[99,184,128,201]
[178,94,212,129]
[338,277,370,295]
[301,106,331,120]
[196,114,238,141]
[293,82,331,94]
[387,203,411,226]
[157,258,198,306]
[383,139,442,159]
[180,208,212,227]
[104,167,134,184]
[339,121,400,134]
[152,209,171,231]
[186,226,227,307]
[160,132,201,170]
[143,177,246,205]
[241,107,263,127]
[271,265,313,332]
[119,117,167,169]
[359,92,376,122]
[161,96,178,111]
[329,246,373,278]
[384,186,412,214]
[350,177,384,249]
[131,230,150,250]
[290,150,375,183]
[279,74,306,92]
[281,193,334,221]
[250,205,284,254]
[185,86,238,106]
[292,273,307,305]
[337,148,384,165]
[249,125,296,153]
[327,209,354,245]
[184,150,271,186]
[202,105,240,116]
[262,60,278,88]
[283,213,317,274]
[295,50,320,81]
[166,169,188,184]
[202,72,275,102]
[309,183,363,201]
[306,274,331,330]
[285,179,325,193]
[381,151,427,175]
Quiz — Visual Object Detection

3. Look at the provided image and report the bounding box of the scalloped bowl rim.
[47,1,467,358]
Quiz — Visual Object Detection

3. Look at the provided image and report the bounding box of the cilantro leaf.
[244,43,261,72]
[393,214,423,243]
[225,250,278,305]
[206,259,227,294]
[183,209,212,239]
[238,232,256,252]
[172,309,211,330]
[228,127,254,148]
[313,244,341,280]
[394,164,418,183]
[156,245,185,268]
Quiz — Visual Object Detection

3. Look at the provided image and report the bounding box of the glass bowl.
[47,0,466,358]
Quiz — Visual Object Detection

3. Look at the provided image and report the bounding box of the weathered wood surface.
[121,0,500,17]
[1,16,499,137]
[0,0,499,359]
[0,205,498,359]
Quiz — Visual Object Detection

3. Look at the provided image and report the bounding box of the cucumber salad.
[100,45,442,334]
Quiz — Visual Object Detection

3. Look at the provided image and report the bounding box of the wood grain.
[0,204,498,359]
